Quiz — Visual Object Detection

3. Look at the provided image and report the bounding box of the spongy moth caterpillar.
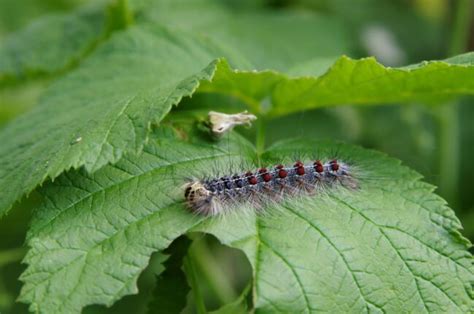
[184,159,357,216]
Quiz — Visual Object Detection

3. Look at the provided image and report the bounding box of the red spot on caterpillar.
[331,159,339,171]
[278,169,288,179]
[258,168,272,182]
[275,164,287,178]
[314,160,324,173]
[246,171,257,185]
[294,161,305,176]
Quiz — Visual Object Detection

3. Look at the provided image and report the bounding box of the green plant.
[0,0,473,313]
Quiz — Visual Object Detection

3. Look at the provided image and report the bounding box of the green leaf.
[200,52,474,116]
[18,132,212,313]
[0,25,220,216]
[0,3,106,85]
[19,132,473,313]
[147,237,191,314]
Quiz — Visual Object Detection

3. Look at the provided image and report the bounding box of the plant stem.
[437,102,460,206]
[183,252,207,314]
[255,115,266,164]
[191,238,237,304]
[437,0,472,206]
[448,0,471,57]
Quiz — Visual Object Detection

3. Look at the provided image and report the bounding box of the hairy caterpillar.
[184,159,358,216]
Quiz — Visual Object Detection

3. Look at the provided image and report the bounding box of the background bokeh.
[0,0,472,313]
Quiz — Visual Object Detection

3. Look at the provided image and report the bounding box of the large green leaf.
[19,132,473,313]
[18,132,246,313]
[0,25,220,216]
[200,52,474,116]
[194,138,474,313]
[2,19,474,219]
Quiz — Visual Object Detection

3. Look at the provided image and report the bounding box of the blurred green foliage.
[0,0,472,313]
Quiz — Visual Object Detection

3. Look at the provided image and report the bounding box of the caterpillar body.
[184,159,358,216]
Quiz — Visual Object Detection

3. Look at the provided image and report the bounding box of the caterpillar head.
[184,181,211,204]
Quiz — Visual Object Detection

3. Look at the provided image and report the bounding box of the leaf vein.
[259,239,312,313]
[281,203,380,313]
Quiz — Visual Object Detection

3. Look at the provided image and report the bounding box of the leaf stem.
[255,115,266,164]
[437,0,472,206]
[437,103,460,206]
[448,0,472,57]
[183,252,207,314]
[190,238,237,304]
